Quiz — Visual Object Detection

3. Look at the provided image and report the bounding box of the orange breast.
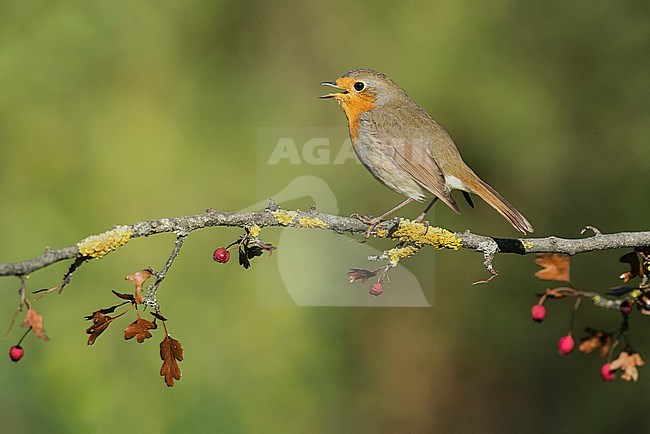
[339,93,375,142]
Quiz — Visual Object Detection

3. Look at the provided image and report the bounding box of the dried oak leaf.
[22,300,50,342]
[125,317,157,343]
[160,334,183,387]
[86,310,125,345]
[125,268,153,304]
[534,253,571,283]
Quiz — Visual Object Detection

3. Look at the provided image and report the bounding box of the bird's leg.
[353,197,414,238]
[414,197,438,223]
[413,197,440,234]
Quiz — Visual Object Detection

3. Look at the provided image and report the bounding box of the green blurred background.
[1,1,649,432]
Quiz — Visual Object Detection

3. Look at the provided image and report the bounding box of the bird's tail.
[466,176,534,234]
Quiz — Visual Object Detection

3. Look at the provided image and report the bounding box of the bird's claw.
[351,213,374,224]
[413,214,431,234]
[351,213,381,239]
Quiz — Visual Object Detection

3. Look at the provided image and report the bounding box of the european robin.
[320,68,534,235]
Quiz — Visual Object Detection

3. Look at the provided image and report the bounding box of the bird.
[320,68,534,236]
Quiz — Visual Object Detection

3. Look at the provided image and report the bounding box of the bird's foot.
[351,213,376,225]
[351,213,382,239]
[413,213,430,234]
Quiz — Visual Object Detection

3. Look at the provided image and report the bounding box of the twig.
[4,275,28,337]
[1,206,649,279]
[143,234,187,312]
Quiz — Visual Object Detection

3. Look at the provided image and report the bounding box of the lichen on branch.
[1,205,650,278]
[77,226,131,259]
[389,218,462,250]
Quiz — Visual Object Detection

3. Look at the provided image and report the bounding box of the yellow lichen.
[387,245,420,266]
[592,295,601,305]
[391,219,462,250]
[375,228,388,238]
[248,224,261,238]
[272,210,297,226]
[298,216,329,229]
[77,226,131,259]
[522,241,534,249]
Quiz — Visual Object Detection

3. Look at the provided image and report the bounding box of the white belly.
[354,139,426,201]
[444,175,469,192]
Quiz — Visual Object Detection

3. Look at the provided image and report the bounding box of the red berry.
[531,304,546,322]
[369,282,384,297]
[601,363,616,382]
[620,301,632,315]
[9,345,24,363]
[213,247,230,263]
[558,334,575,355]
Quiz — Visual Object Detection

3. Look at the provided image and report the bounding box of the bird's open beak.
[319,81,347,99]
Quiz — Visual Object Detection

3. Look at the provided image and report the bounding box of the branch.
[1,202,649,278]
[3,203,650,386]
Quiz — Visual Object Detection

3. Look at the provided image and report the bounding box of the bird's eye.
[353,81,365,92]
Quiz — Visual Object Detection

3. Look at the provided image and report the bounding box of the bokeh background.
[1,1,649,432]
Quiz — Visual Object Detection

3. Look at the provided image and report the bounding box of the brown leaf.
[238,246,251,269]
[599,336,612,357]
[150,311,167,321]
[256,240,277,255]
[83,303,125,319]
[85,310,126,345]
[534,253,571,283]
[578,336,600,354]
[544,287,574,298]
[21,300,50,342]
[619,252,643,282]
[112,290,136,302]
[347,268,377,283]
[610,351,645,382]
[160,334,183,387]
[578,329,611,356]
[125,317,157,343]
[86,312,113,345]
[125,268,153,304]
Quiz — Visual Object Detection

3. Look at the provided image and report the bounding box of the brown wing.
[391,141,461,213]
[365,104,461,214]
